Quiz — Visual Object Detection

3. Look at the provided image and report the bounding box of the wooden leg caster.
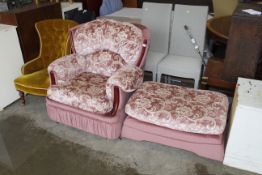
[19,91,25,105]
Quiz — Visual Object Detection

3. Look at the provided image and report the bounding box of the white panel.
[107,7,143,19]
[0,25,24,110]
[224,78,262,174]
[142,2,172,53]
[170,5,208,57]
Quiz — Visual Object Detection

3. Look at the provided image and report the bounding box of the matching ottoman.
[121,82,229,161]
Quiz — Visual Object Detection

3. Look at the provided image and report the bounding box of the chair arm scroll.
[106,65,144,101]
[48,54,86,85]
[22,57,44,75]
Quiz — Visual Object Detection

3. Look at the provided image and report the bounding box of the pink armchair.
[46,19,149,139]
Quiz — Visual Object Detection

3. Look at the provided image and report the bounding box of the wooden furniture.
[206,15,231,58]
[224,78,262,174]
[123,0,139,7]
[0,2,62,63]
[0,24,24,110]
[207,15,231,44]
[222,3,262,83]
[86,0,102,16]
[202,58,236,90]
[202,3,262,91]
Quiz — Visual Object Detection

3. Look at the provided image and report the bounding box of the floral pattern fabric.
[48,54,86,85]
[48,19,146,114]
[72,19,143,65]
[47,72,112,114]
[85,50,127,77]
[48,50,128,84]
[125,82,229,135]
[106,66,144,101]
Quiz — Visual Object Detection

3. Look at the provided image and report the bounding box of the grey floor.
[0,95,259,175]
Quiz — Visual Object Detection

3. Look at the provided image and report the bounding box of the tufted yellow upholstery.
[14,19,78,99]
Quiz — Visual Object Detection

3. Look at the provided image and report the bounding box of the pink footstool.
[121,82,229,161]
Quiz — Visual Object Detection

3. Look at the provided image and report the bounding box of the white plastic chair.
[157,5,208,89]
[142,2,172,81]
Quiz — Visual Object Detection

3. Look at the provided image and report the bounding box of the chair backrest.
[36,19,78,68]
[212,0,239,17]
[99,0,123,16]
[141,2,172,54]
[71,19,145,66]
[169,5,208,58]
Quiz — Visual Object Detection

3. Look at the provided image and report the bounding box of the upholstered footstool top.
[125,82,229,135]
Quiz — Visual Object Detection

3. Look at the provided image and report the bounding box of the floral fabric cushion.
[125,82,229,135]
[72,19,143,65]
[47,72,112,114]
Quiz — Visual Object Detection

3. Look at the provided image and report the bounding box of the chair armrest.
[106,65,143,100]
[48,54,86,86]
[22,57,44,75]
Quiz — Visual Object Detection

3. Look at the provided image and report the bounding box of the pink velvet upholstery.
[48,54,86,86]
[121,81,229,161]
[46,90,129,139]
[72,19,144,65]
[106,66,144,101]
[46,19,150,139]
[121,117,225,161]
[48,72,112,114]
[125,82,229,135]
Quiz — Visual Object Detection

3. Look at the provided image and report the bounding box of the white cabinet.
[0,24,24,110]
[224,78,262,174]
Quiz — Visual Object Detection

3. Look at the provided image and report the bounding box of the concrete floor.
[0,95,259,175]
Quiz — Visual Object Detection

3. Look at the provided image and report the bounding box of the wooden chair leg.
[19,91,25,105]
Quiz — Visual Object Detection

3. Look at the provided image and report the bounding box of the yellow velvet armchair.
[14,19,78,104]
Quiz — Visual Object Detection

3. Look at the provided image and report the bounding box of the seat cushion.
[47,72,113,114]
[125,82,229,135]
[14,69,49,96]
[158,54,202,79]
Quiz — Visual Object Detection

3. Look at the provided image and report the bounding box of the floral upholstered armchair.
[46,19,150,139]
